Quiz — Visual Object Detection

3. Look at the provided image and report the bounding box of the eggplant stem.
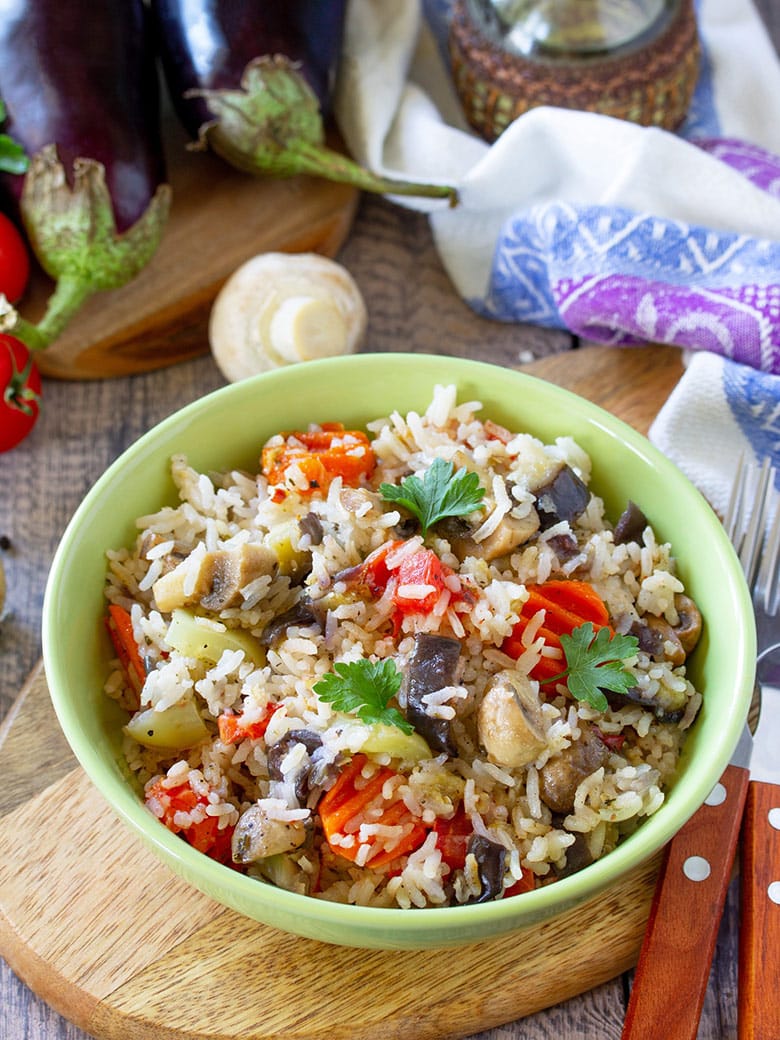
[1,276,92,353]
[285,140,458,204]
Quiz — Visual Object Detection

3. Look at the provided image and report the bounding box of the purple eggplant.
[152,0,346,139]
[150,0,457,204]
[0,0,170,354]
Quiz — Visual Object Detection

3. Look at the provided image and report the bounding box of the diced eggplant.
[545,532,580,562]
[555,832,594,879]
[298,512,324,546]
[534,465,590,531]
[466,835,506,904]
[402,633,462,756]
[259,599,324,648]
[613,500,648,545]
[267,729,323,803]
[604,685,686,724]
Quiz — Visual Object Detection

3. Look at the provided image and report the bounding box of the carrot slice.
[217,704,282,745]
[502,579,612,682]
[318,754,426,867]
[106,604,146,693]
[144,777,234,864]
[261,424,376,496]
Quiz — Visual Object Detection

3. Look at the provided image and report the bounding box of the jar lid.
[449,0,700,141]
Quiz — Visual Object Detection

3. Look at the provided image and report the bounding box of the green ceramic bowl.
[42,353,755,950]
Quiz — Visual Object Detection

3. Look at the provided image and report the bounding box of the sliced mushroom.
[209,252,367,383]
[402,633,462,756]
[152,543,277,613]
[439,509,539,563]
[231,800,308,864]
[630,615,686,666]
[674,594,702,655]
[630,592,702,667]
[533,464,590,532]
[538,726,609,815]
[477,671,547,768]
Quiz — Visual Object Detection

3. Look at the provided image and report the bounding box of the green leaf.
[546,623,639,712]
[0,101,29,175]
[379,457,485,536]
[0,135,28,175]
[313,658,413,733]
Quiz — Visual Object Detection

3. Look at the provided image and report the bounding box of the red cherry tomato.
[1,334,41,452]
[0,213,30,304]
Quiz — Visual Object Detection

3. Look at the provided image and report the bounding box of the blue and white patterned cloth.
[335,0,780,509]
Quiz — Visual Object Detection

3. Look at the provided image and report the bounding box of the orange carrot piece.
[502,579,612,682]
[217,704,281,745]
[144,778,234,864]
[261,424,376,496]
[106,603,146,692]
[318,754,426,867]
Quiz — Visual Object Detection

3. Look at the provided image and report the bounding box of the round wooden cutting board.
[0,346,686,1040]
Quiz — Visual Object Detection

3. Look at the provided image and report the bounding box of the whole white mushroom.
[209,252,367,382]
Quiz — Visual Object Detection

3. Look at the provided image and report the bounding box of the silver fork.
[725,455,780,1040]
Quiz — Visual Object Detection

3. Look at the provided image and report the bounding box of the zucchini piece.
[165,608,265,666]
[359,722,432,763]
[125,699,209,749]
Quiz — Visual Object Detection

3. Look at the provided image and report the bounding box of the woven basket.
[449,0,700,142]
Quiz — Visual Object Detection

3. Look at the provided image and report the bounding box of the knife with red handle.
[621,726,751,1040]
[738,680,780,1040]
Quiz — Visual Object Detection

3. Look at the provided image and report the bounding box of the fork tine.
[741,458,773,590]
[723,453,748,546]
[756,468,780,616]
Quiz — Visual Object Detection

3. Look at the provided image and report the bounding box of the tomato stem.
[1,336,40,414]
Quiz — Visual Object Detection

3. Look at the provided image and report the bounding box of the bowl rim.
[42,352,757,942]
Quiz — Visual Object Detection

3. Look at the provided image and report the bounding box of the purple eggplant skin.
[150,0,348,139]
[0,0,166,232]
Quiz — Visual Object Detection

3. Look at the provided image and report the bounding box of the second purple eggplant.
[151,0,458,204]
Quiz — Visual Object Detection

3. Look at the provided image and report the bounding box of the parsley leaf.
[0,101,28,176]
[379,457,485,536]
[313,658,413,733]
[542,622,639,712]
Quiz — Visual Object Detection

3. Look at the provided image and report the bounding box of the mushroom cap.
[209,252,368,382]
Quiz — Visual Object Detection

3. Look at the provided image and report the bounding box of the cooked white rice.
[103,385,702,908]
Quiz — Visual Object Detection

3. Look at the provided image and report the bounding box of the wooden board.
[22,121,359,381]
[0,345,686,1040]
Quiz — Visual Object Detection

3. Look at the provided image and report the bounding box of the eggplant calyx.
[190,56,458,206]
[7,145,171,352]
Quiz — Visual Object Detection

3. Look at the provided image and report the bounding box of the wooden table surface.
[1,4,777,1036]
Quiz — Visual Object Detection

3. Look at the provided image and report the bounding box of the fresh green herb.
[541,622,639,712]
[313,658,413,733]
[0,101,28,176]
[379,457,485,536]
